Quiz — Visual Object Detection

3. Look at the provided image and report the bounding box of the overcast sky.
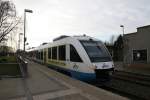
[12,0,150,47]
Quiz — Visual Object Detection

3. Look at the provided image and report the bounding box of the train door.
[66,44,70,67]
[67,44,85,78]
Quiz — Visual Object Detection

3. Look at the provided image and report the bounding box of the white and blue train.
[27,35,114,81]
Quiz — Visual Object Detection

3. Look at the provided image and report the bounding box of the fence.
[17,56,28,78]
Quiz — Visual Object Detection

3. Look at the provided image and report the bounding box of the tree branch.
[0,17,21,43]
[0,0,18,43]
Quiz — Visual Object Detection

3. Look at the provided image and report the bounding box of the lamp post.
[120,25,125,65]
[120,25,124,36]
[18,33,23,50]
[24,9,33,52]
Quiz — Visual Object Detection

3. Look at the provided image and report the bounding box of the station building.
[124,25,150,64]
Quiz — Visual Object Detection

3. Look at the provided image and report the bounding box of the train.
[27,35,114,82]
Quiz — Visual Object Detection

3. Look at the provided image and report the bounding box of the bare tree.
[0,0,20,43]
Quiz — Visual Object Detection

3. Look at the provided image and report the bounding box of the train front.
[80,40,114,82]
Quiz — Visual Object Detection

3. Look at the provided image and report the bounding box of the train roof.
[27,35,101,52]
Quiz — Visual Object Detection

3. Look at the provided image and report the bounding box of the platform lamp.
[120,25,125,36]
[120,25,125,65]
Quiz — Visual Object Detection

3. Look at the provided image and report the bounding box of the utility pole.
[24,9,33,52]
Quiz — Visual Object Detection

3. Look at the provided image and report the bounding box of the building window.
[48,48,51,59]
[133,49,147,62]
[52,47,57,59]
[70,45,82,62]
[58,45,66,60]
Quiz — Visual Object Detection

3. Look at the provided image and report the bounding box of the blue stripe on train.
[47,64,96,81]
[69,70,96,81]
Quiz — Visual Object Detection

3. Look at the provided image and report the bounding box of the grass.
[0,56,21,76]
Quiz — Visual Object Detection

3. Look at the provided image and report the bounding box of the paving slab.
[49,94,89,100]
[0,78,26,100]
[26,63,68,95]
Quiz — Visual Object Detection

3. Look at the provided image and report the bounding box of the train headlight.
[90,64,97,70]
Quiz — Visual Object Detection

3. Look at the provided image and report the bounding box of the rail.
[114,70,150,77]
[112,70,150,85]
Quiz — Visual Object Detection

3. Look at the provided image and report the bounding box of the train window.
[38,52,40,59]
[133,49,147,62]
[48,48,51,59]
[70,45,82,62]
[58,45,66,60]
[41,51,43,60]
[52,47,57,59]
[80,40,111,62]
[35,51,38,59]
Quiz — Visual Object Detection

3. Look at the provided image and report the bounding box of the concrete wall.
[124,26,150,64]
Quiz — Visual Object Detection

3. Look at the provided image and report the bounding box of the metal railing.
[17,55,28,78]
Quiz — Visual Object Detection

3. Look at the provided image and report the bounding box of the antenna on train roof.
[53,35,69,41]
[42,42,48,45]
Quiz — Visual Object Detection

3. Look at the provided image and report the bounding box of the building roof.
[137,25,150,29]
[124,25,150,37]
[123,25,150,40]
[124,32,137,37]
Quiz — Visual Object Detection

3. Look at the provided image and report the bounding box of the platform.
[114,62,150,75]
[0,61,129,100]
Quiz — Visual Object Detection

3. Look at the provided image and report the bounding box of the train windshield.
[80,40,112,62]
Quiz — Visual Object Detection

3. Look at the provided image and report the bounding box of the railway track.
[112,70,150,86]
[92,70,150,100]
